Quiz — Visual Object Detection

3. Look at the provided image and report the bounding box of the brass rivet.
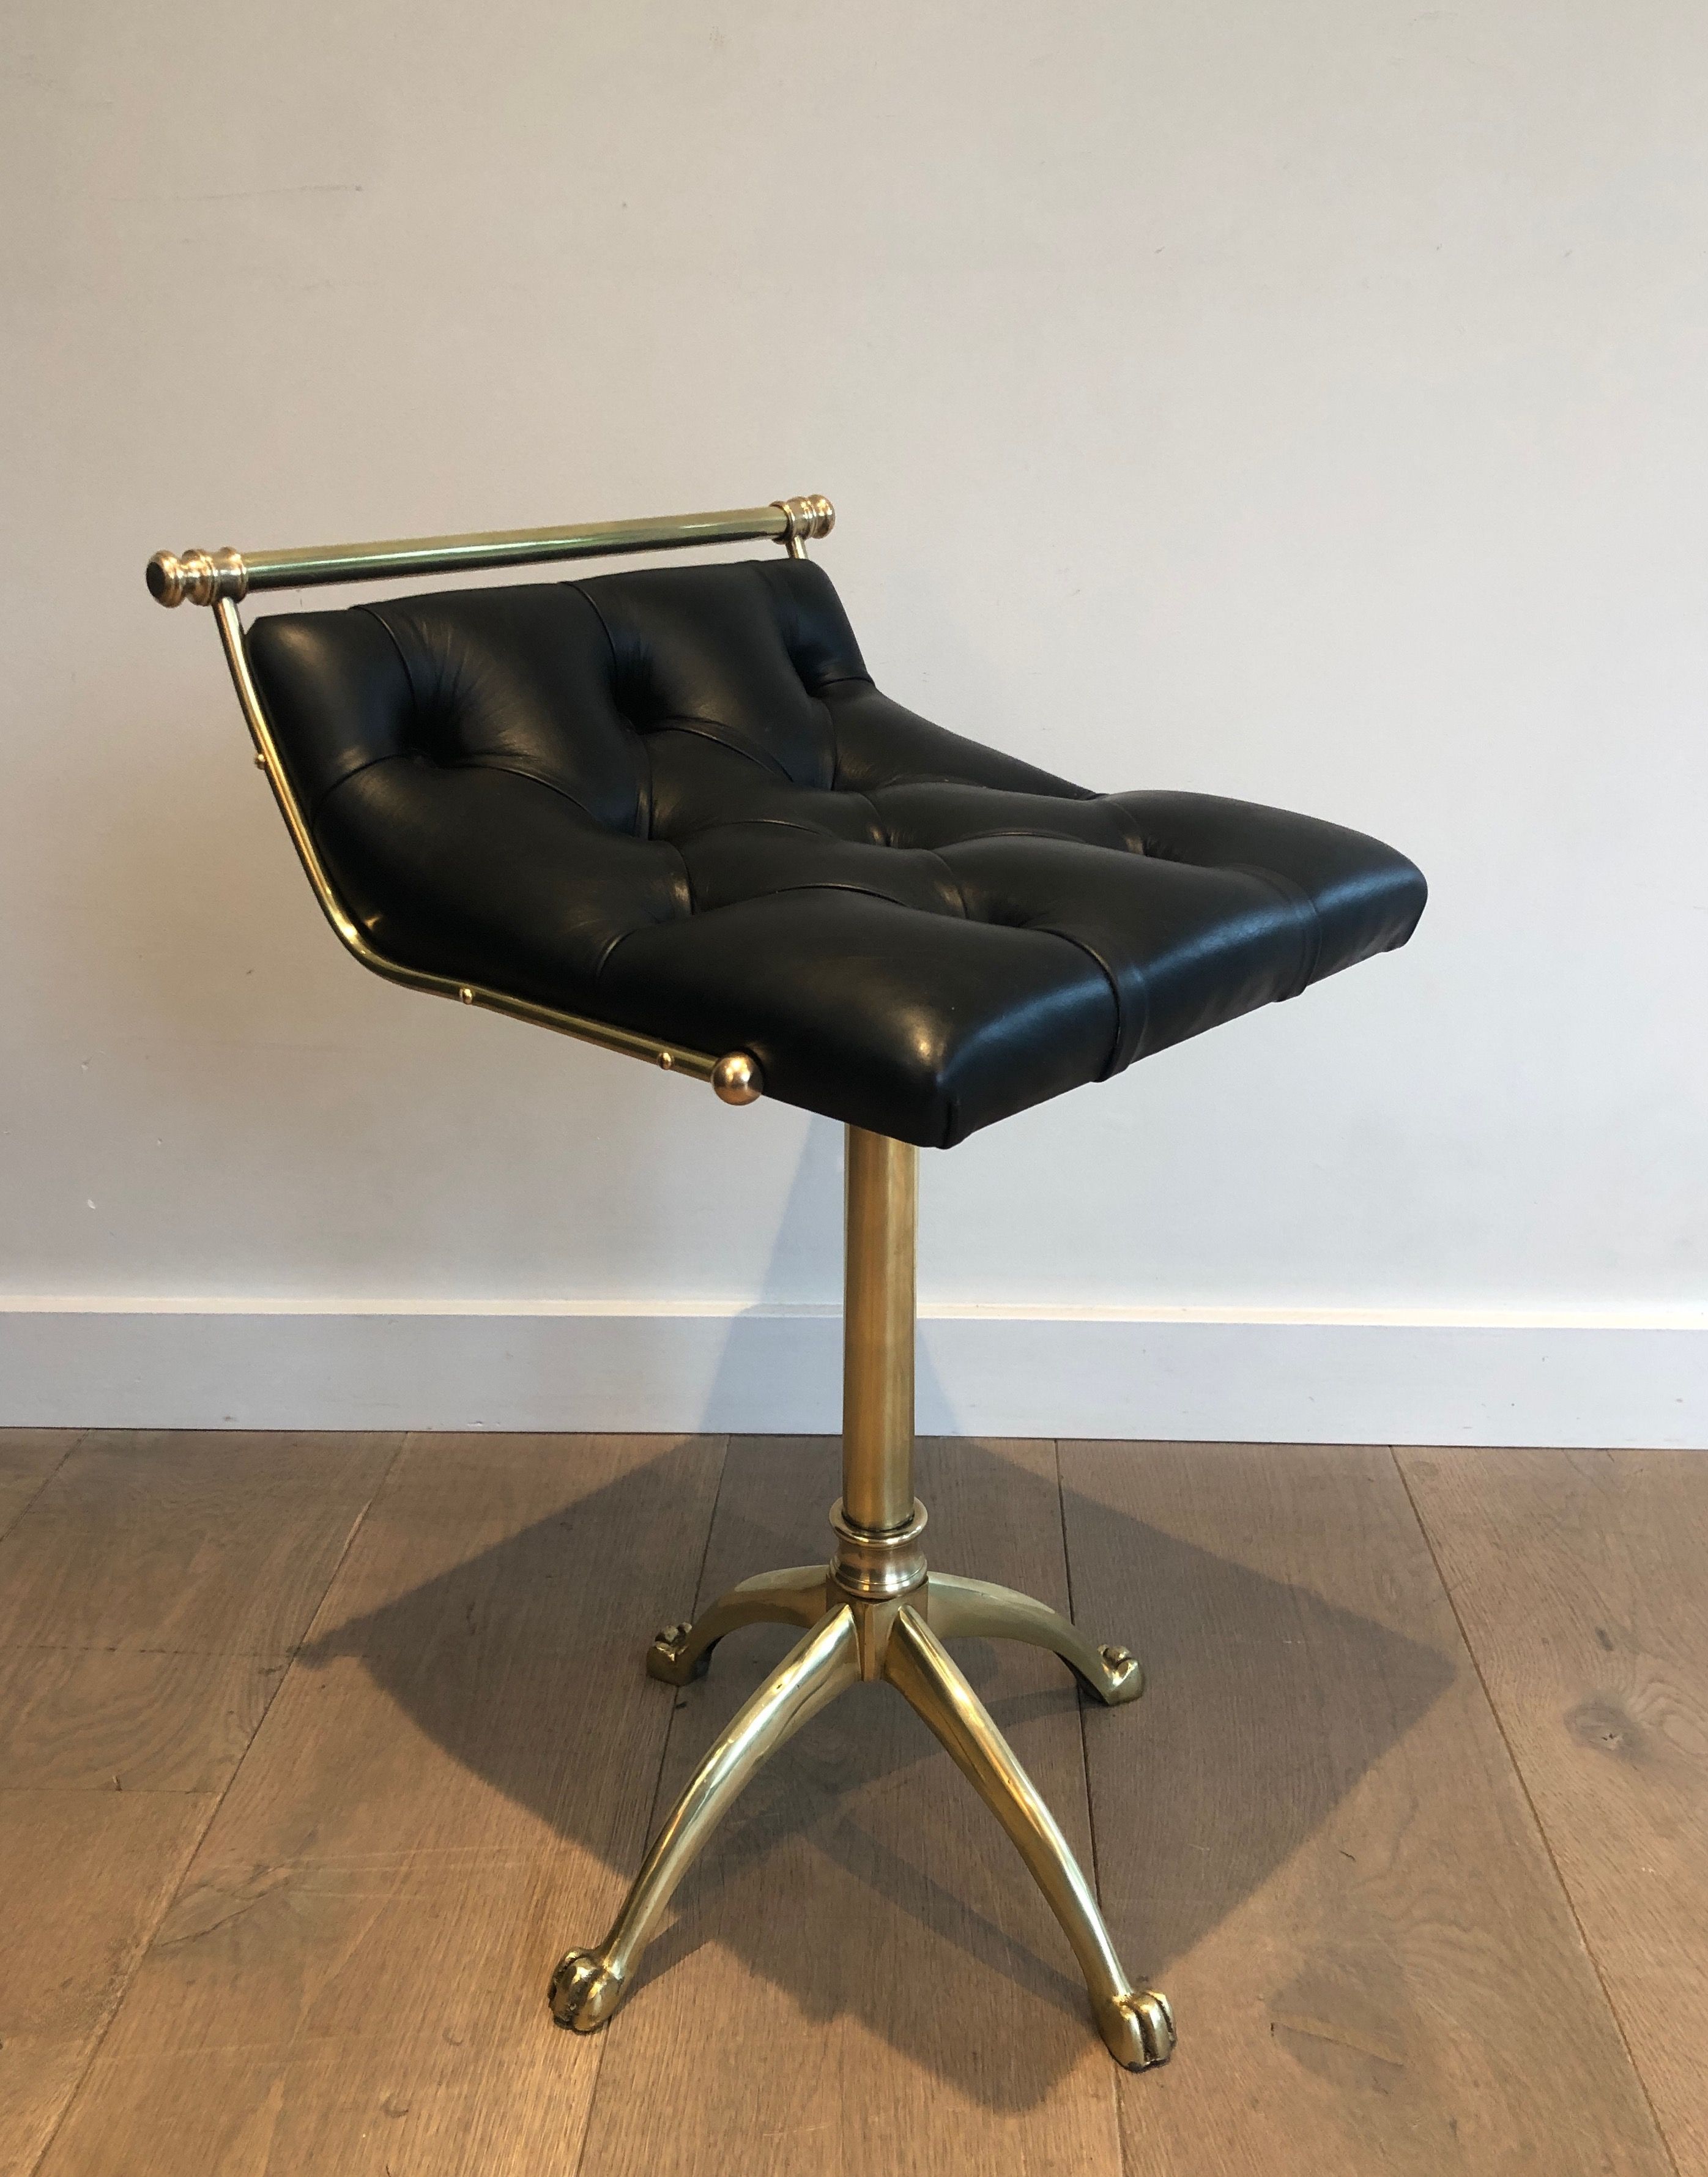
[459,987,474,1004]
[658,1051,674,1070]
[253,752,267,769]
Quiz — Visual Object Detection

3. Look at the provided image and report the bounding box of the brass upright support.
[840,1127,918,1535]
[551,1125,1176,2072]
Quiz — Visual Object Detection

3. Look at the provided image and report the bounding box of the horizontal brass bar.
[149,496,833,605]
[245,504,789,590]
[209,596,762,1103]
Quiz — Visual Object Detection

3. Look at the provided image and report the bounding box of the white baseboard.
[1,1298,1704,1445]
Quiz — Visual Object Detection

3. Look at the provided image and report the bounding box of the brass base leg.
[646,1565,830,1686]
[550,1580,1171,2069]
[549,1606,860,2031]
[924,1572,1145,1705]
[883,1603,1174,2070]
[549,1128,1170,2070]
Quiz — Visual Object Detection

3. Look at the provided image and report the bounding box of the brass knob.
[771,496,835,545]
[711,1051,762,1105]
[145,547,248,608]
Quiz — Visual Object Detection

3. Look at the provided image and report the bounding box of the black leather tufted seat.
[249,557,1425,1147]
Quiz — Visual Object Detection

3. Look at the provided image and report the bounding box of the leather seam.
[571,583,653,836]
[301,745,417,819]
[336,605,424,827]
[811,691,837,791]
[590,920,640,987]
[756,556,804,663]
[663,811,883,847]
[639,732,656,841]
[926,849,973,920]
[1034,924,1142,1078]
[357,604,424,716]
[439,757,603,827]
[746,558,835,786]
[652,715,796,781]
[573,580,625,688]
[908,825,1120,851]
[753,562,877,695]
[866,768,1097,806]
[692,877,960,915]
[1091,796,1152,855]
[756,557,880,690]
[588,866,694,980]
[869,789,1097,817]
[322,747,604,835]
[589,900,702,985]
[1219,863,1323,994]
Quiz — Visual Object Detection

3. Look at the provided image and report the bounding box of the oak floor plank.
[35,1432,726,2177]
[1400,1446,1708,2176]
[0,1787,215,2177]
[0,1647,288,1793]
[0,1431,402,1656]
[0,1429,396,2176]
[0,1432,82,1547]
[1060,1440,1673,2177]
[579,1436,1123,2177]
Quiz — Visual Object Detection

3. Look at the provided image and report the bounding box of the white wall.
[3,1,1705,1439]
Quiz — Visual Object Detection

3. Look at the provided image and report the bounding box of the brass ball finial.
[711,1051,763,1106]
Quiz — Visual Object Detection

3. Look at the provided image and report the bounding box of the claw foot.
[646,1621,706,1685]
[548,1948,628,2032]
[1097,1987,1175,2069]
[1094,1643,1146,1704]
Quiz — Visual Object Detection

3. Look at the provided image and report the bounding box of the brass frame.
[150,491,1173,2069]
[551,1126,1175,2072]
[147,496,836,1098]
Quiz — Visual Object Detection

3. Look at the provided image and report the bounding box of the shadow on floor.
[304,1437,1454,2108]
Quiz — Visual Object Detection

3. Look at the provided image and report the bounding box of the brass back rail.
[147,495,837,1100]
[148,495,833,605]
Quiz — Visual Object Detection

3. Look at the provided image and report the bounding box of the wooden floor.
[1,1434,1702,2176]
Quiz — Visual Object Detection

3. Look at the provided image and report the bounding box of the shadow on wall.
[65,677,836,1308]
[305,1437,1453,2110]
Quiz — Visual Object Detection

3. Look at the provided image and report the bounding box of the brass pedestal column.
[548,1126,1175,2071]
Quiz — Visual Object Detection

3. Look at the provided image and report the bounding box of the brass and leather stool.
[149,495,1425,2070]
